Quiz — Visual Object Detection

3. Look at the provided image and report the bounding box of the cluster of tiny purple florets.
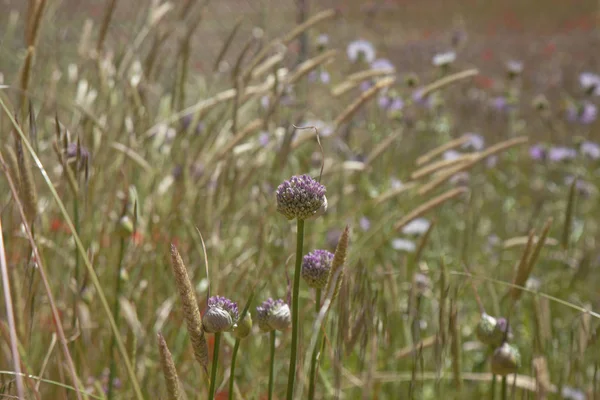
[276,175,326,220]
[301,249,334,289]
[208,295,239,322]
[256,298,289,332]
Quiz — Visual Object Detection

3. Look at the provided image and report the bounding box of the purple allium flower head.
[566,101,597,124]
[462,133,485,151]
[529,144,546,161]
[402,218,431,235]
[491,342,521,376]
[347,39,376,63]
[371,58,395,72]
[203,296,239,333]
[256,298,291,332]
[579,72,600,95]
[276,174,327,220]
[581,141,600,159]
[432,51,456,67]
[301,249,334,289]
[548,146,577,162]
[359,216,371,231]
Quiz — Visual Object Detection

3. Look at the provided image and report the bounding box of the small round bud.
[276,175,327,220]
[233,313,252,339]
[203,296,239,333]
[491,342,521,376]
[532,94,549,112]
[404,73,419,88]
[476,313,510,348]
[256,298,291,332]
[302,250,334,289]
[115,215,134,238]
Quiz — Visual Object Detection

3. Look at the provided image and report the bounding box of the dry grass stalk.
[532,356,551,400]
[96,0,118,53]
[324,225,350,303]
[287,49,337,85]
[0,151,83,400]
[213,17,243,72]
[416,135,471,166]
[169,244,209,369]
[365,131,401,166]
[449,299,462,390]
[411,154,477,180]
[157,332,183,400]
[2,144,21,190]
[251,52,285,80]
[418,136,528,195]
[503,235,558,249]
[373,182,417,205]
[394,335,438,359]
[562,177,577,249]
[331,69,395,97]
[509,229,536,300]
[15,138,38,226]
[510,219,552,303]
[333,76,395,130]
[393,187,468,232]
[419,68,478,99]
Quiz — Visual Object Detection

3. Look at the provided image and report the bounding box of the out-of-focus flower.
[300,119,334,137]
[462,133,485,151]
[566,101,597,124]
[579,72,600,95]
[402,218,430,235]
[258,131,270,147]
[316,34,329,52]
[548,146,577,162]
[506,60,523,78]
[391,238,416,252]
[359,217,371,231]
[308,70,330,84]
[580,141,600,159]
[347,39,376,63]
[491,342,521,376]
[443,150,462,161]
[432,51,456,67]
[529,144,547,161]
[412,88,433,108]
[371,58,395,72]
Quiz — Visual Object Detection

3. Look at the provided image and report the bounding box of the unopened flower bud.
[233,313,252,339]
[203,296,239,333]
[491,342,521,376]
[302,250,334,289]
[115,215,134,238]
[256,298,291,332]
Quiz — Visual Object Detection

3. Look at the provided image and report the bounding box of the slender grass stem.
[501,375,507,400]
[107,237,126,400]
[268,330,276,400]
[228,339,241,400]
[308,288,322,400]
[286,218,305,400]
[490,374,496,400]
[209,332,222,400]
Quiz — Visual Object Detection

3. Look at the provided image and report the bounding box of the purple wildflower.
[581,141,600,159]
[579,72,600,95]
[276,174,327,220]
[529,144,546,161]
[566,101,597,124]
[258,131,270,147]
[548,146,577,162]
[347,39,376,63]
[203,296,239,333]
[371,58,395,72]
[256,298,291,332]
[301,249,334,289]
[359,217,371,231]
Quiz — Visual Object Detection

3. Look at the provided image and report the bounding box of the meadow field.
[0,0,599,399]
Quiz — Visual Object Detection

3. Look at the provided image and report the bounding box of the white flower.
[347,39,376,63]
[402,218,431,235]
[371,58,395,72]
[391,238,416,252]
[432,51,456,67]
[462,133,485,151]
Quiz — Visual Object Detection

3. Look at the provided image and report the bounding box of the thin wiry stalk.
[228,339,241,400]
[268,330,276,400]
[107,237,127,400]
[0,151,83,400]
[286,218,305,400]
[0,98,144,400]
[0,216,25,400]
[308,288,322,400]
[208,332,222,400]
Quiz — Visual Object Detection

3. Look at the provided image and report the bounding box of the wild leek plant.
[257,298,291,400]
[204,296,239,400]
[301,249,334,399]
[276,174,327,399]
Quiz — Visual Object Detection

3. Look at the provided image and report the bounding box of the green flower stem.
[107,237,126,400]
[286,218,305,400]
[268,330,276,400]
[501,375,507,400]
[490,374,496,400]
[208,332,222,400]
[228,339,241,400]
[308,289,322,400]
